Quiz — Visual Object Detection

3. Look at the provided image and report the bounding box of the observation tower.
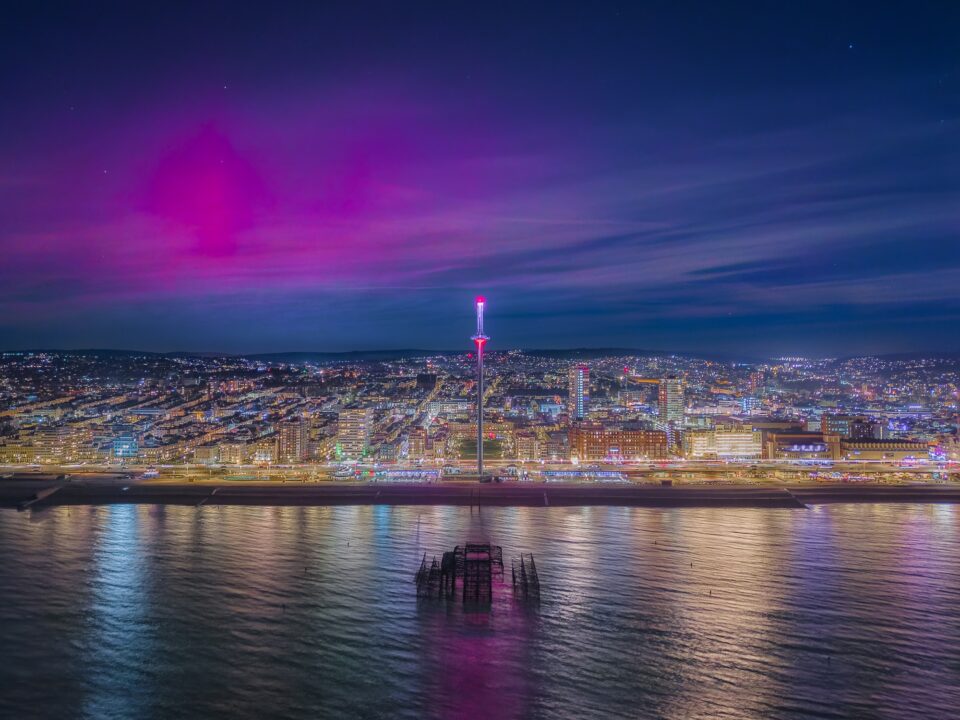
[471,296,489,478]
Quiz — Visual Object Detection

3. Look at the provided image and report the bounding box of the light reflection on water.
[0,504,958,719]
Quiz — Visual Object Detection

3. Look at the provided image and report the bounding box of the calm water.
[1,504,958,719]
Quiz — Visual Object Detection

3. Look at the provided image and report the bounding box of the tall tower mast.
[471,296,489,478]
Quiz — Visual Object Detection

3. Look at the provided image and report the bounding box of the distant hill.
[844,352,960,361]
[5,348,461,362]
[245,350,462,362]
[518,347,653,359]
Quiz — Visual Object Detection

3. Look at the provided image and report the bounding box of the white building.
[337,407,373,460]
[684,425,762,459]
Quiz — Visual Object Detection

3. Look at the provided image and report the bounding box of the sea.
[0,503,958,719]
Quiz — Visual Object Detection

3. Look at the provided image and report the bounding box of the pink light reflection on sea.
[417,567,539,719]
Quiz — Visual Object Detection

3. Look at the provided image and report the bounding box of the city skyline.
[2,346,955,471]
[2,3,958,355]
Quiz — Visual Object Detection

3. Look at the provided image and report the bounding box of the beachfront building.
[569,424,668,462]
[219,441,247,465]
[277,418,309,463]
[407,426,428,461]
[840,439,928,461]
[337,407,373,460]
[684,425,762,460]
[765,432,841,460]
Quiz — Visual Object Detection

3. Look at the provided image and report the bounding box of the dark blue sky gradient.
[1,1,958,355]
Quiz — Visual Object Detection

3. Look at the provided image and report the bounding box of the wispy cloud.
[1,77,957,351]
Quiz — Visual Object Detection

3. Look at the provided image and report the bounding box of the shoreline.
[3,477,960,510]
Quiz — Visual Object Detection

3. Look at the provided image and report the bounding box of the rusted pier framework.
[416,542,538,608]
[511,553,540,604]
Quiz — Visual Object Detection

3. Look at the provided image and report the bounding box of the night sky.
[1,2,957,356]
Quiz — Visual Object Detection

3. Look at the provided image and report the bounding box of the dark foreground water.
[1,504,958,720]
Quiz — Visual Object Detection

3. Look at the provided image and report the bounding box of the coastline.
[3,476,960,510]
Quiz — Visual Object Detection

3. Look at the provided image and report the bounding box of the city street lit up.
[3,347,957,494]
[2,3,959,719]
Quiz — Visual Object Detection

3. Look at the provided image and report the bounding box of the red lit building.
[569,425,667,461]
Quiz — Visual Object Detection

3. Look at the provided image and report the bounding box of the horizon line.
[4,347,960,362]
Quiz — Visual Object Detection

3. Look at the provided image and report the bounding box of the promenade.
[3,474,960,510]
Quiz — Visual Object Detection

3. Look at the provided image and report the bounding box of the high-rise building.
[277,418,309,463]
[658,376,685,452]
[658,377,685,426]
[337,407,373,460]
[567,364,590,421]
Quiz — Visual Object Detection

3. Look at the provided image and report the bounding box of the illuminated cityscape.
[1,345,957,483]
[2,2,959,718]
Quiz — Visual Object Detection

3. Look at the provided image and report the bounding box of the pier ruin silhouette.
[415,542,539,609]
